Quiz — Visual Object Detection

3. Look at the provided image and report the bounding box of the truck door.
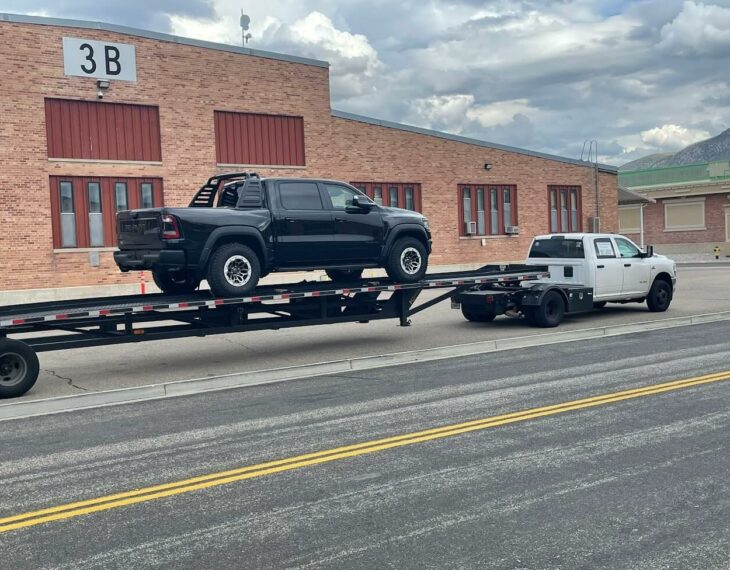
[272,181,334,265]
[592,237,623,298]
[321,182,383,262]
[614,237,651,296]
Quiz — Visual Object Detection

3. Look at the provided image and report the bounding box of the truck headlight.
[422,217,430,231]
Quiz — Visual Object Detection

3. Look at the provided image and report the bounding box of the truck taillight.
[161,215,181,239]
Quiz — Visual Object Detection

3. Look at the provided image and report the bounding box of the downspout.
[639,203,645,249]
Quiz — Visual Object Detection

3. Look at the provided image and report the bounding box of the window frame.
[547,186,582,233]
[351,182,422,211]
[593,237,617,259]
[618,205,642,234]
[663,199,705,232]
[459,184,518,236]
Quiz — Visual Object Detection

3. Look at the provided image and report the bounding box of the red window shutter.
[45,99,161,162]
[214,111,305,166]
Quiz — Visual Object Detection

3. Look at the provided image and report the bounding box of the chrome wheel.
[0,352,27,387]
[223,255,252,287]
[400,247,422,275]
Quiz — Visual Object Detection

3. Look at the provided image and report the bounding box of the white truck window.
[615,238,641,258]
[594,238,616,259]
[529,237,584,258]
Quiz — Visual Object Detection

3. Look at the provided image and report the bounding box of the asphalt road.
[12,266,730,401]
[1,320,728,569]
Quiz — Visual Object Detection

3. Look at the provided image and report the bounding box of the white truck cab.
[526,233,677,311]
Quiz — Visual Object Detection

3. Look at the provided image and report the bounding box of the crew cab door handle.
[283,217,296,223]
[624,263,631,267]
[334,217,346,222]
[597,265,605,269]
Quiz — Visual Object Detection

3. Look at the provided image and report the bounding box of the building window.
[115,182,129,212]
[351,182,422,211]
[140,183,154,209]
[51,177,163,248]
[619,206,641,233]
[214,111,305,166]
[45,99,161,162]
[59,181,77,248]
[460,184,517,236]
[87,182,104,247]
[664,199,705,231]
[548,186,581,233]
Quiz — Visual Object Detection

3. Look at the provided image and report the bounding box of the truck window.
[615,237,641,258]
[594,238,616,259]
[529,238,585,258]
[279,182,323,210]
[325,184,360,209]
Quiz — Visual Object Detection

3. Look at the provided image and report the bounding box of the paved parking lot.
[9,266,730,402]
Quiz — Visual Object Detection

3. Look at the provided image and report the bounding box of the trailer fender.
[519,284,569,310]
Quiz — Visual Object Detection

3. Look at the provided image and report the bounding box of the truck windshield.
[529,238,585,259]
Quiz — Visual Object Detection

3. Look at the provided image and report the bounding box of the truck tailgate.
[117,210,164,249]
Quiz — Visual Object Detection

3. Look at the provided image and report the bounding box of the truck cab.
[527,233,677,305]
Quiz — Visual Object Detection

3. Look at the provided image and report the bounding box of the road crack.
[43,369,89,392]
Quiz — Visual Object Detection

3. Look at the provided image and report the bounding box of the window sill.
[459,235,517,240]
[49,158,163,166]
[663,227,706,233]
[619,229,641,234]
[217,163,306,170]
[53,247,118,253]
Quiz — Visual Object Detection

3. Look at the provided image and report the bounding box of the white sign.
[63,37,137,82]
[596,241,615,257]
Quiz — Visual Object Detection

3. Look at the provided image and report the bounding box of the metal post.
[639,204,645,248]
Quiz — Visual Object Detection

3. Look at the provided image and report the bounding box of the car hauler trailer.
[0,265,556,398]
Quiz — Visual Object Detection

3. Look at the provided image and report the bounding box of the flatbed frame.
[0,265,549,397]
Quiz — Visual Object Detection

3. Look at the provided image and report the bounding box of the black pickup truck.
[114,173,432,297]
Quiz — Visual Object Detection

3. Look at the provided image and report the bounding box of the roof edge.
[331,110,619,174]
[0,12,330,69]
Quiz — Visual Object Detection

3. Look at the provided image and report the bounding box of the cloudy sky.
[4,0,730,164]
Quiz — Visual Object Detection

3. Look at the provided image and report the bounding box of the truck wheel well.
[206,236,264,271]
[390,230,429,253]
[654,272,673,291]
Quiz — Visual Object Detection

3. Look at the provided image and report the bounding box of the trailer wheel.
[0,339,39,398]
[326,269,363,283]
[152,270,199,295]
[522,308,537,326]
[647,279,672,312]
[208,243,261,298]
[461,306,496,322]
[533,290,565,328]
[386,238,428,283]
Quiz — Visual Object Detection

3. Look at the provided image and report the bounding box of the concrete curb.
[2,310,730,421]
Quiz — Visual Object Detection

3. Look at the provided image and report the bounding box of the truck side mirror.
[643,245,654,258]
[351,195,373,210]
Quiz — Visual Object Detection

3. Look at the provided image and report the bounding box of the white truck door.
[614,237,651,296]
[592,237,623,298]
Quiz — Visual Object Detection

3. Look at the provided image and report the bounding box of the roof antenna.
[240,10,252,46]
[581,140,600,231]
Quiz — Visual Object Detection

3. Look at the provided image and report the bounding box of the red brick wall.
[623,194,729,248]
[0,19,618,291]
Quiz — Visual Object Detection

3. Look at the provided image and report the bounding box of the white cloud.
[659,0,730,55]
[640,124,711,150]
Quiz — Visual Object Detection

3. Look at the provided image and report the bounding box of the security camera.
[97,89,104,99]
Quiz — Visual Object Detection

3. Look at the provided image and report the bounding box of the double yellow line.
[2,369,729,533]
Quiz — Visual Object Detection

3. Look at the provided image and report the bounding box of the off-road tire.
[152,270,199,295]
[207,243,261,298]
[386,238,428,283]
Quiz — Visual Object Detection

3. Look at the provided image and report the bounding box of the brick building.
[0,13,618,297]
[619,161,730,255]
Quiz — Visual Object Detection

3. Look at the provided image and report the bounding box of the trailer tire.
[326,269,363,283]
[647,279,672,312]
[461,306,496,323]
[152,270,199,295]
[386,238,428,283]
[522,307,537,326]
[533,290,565,328]
[207,243,261,297]
[0,339,39,398]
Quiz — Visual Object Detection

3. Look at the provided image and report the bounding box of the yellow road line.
[2,369,729,533]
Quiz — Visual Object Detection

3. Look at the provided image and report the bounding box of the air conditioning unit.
[590,217,601,233]
[464,221,477,235]
[505,225,520,235]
